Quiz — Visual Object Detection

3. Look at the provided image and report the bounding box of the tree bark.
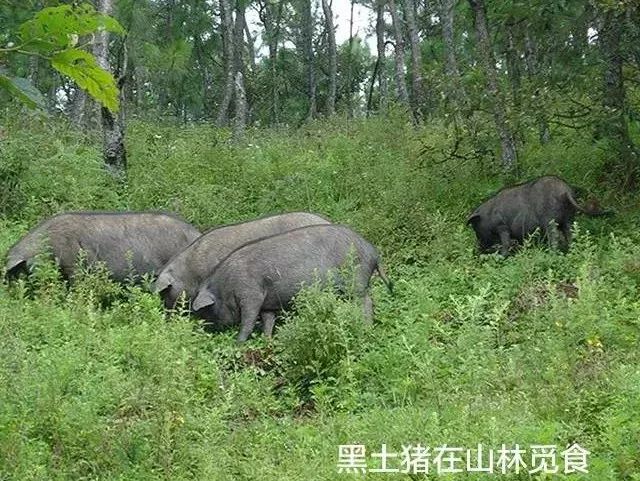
[574,2,593,52]
[523,32,550,144]
[346,0,355,116]
[599,6,637,187]
[468,0,517,171]
[243,16,256,72]
[440,0,464,113]
[505,23,521,109]
[70,32,102,129]
[388,0,410,108]
[94,0,127,179]
[216,0,235,126]
[258,0,284,124]
[301,0,317,120]
[134,65,146,108]
[375,0,388,112]
[403,0,423,119]
[234,71,247,139]
[234,0,248,128]
[69,88,88,128]
[321,0,337,115]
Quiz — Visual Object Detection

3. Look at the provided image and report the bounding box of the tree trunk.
[599,6,637,187]
[234,71,247,139]
[216,0,235,126]
[301,0,317,120]
[69,88,88,128]
[258,0,283,124]
[321,0,337,116]
[243,16,256,72]
[505,24,521,108]
[375,0,388,112]
[403,0,423,119]
[134,65,146,107]
[233,0,248,133]
[388,0,410,108]
[440,0,464,113]
[346,0,355,116]
[524,32,550,144]
[94,0,127,179]
[468,0,517,171]
[74,32,104,129]
[27,55,39,84]
[574,2,593,52]
[193,35,209,119]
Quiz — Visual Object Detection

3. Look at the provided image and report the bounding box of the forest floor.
[1,112,639,480]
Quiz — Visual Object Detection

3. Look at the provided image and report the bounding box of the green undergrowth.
[0,111,638,479]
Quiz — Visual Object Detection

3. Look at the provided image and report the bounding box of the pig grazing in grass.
[5,211,201,283]
[192,224,393,342]
[154,212,331,311]
[467,175,613,255]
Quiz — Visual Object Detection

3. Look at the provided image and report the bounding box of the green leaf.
[0,69,47,109]
[20,4,124,53]
[51,49,119,112]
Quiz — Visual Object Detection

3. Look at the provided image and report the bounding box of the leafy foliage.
[275,283,369,411]
[51,49,120,112]
[0,68,45,109]
[1,113,638,478]
[19,3,124,50]
[0,3,123,112]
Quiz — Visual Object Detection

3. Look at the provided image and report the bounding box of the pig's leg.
[546,221,561,250]
[261,311,277,337]
[362,293,374,325]
[237,297,265,343]
[497,227,512,256]
[560,222,572,251]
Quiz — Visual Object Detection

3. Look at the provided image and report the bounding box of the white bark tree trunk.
[95,0,127,179]
[468,0,517,171]
[403,0,423,119]
[388,0,410,108]
[321,0,337,115]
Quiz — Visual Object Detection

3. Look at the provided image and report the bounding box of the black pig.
[467,176,612,255]
[191,224,393,342]
[5,211,201,283]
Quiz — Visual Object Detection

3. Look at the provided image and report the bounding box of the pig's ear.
[154,272,173,294]
[192,288,216,311]
[466,213,481,225]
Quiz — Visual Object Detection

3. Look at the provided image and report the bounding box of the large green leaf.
[20,4,124,53]
[51,49,119,112]
[0,69,47,109]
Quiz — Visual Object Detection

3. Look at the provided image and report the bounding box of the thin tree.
[523,32,550,144]
[504,22,521,109]
[257,0,284,124]
[233,0,248,135]
[234,71,247,138]
[69,85,89,128]
[217,0,235,125]
[403,0,423,119]
[468,0,517,171]
[346,0,355,116]
[388,0,410,108]
[440,0,463,111]
[375,0,388,112]
[321,0,337,115]
[94,0,127,178]
[243,16,257,72]
[301,0,317,120]
[599,5,637,187]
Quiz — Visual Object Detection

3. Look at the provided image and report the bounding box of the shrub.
[275,283,369,413]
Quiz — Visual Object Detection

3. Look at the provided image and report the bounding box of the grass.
[0,110,639,480]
